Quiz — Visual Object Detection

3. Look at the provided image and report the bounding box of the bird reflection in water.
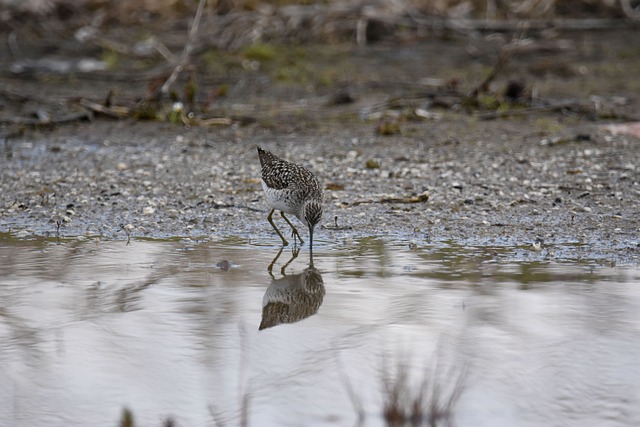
[259,247,325,330]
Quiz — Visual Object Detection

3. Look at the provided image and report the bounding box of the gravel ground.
[1,116,639,264]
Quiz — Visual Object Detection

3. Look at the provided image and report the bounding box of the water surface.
[1,235,639,427]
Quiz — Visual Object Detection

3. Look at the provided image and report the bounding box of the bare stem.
[154,0,207,99]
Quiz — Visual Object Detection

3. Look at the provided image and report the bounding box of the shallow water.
[1,235,640,427]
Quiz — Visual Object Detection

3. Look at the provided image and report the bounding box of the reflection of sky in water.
[0,237,639,426]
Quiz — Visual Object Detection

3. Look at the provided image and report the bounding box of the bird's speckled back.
[257,147,323,200]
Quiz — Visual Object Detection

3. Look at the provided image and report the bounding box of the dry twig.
[147,0,207,101]
[468,31,531,99]
[349,191,429,207]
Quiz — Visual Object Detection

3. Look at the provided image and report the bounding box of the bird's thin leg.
[268,209,289,246]
[268,246,284,278]
[280,246,300,275]
[281,212,305,245]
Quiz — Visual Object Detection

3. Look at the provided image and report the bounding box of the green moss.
[317,69,338,87]
[132,102,160,121]
[217,83,229,97]
[535,117,564,133]
[167,109,183,125]
[242,43,277,62]
[478,94,502,111]
[101,49,119,71]
[376,120,402,136]
[203,43,355,89]
[275,62,311,83]
[616,48,640,60]
[202,49,243,76]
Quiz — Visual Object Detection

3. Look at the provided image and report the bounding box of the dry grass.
[117,407,176,427]
[379,351,467,427]
[336,345,467,427]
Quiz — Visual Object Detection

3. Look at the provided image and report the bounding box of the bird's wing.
[262,160,311,191]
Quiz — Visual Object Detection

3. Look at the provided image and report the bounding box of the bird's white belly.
[262,181,298,215]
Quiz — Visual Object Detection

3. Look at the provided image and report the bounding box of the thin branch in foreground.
[468,29,530,99]
[147,0,207,101]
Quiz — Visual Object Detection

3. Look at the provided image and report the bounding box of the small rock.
[329,89,355,105]
[216,260,231,271]
[365,159,380,169]
[414,109,441,120]
[532,238,544,251]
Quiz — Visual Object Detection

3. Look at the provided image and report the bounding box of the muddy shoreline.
[1,29,639,264]
[2,117,638,263]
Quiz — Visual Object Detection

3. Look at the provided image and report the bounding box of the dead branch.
[468,34,526,99]
[78,99,130,119]
[147,0,207,101]
[349,191,429,207]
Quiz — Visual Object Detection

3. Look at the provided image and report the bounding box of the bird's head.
[303,199,323,231]
[302,199,323,249]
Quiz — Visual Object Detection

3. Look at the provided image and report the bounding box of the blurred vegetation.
[1,0,638,130]
[0,0,634,26]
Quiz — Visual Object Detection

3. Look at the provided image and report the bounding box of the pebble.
[216,260,231,271]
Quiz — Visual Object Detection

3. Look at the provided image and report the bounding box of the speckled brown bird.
[257,146,323,249]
